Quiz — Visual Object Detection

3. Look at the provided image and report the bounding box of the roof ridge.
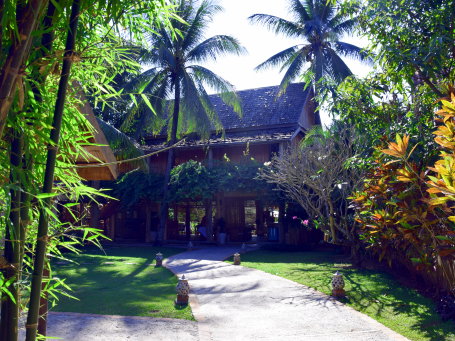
[208,82,305,97]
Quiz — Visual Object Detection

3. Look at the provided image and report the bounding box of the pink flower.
[302,220,309,226]
[292,216,298,220]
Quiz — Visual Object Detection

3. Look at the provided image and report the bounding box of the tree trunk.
[327,199,337,243]
[158,76,180,244]
[0,0,49,139]
[25,1,81,339]
[37,266,49,337]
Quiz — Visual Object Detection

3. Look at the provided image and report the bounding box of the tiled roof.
[212,83,308,130]
[143,83,308,149]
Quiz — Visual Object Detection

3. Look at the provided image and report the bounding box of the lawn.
[229,249,455,341]
[51,246,193,320]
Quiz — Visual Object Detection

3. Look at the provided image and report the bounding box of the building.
[102,83,318,244]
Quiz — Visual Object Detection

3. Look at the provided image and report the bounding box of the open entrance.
[166,201,215,241]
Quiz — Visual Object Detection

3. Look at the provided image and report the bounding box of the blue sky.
[203,0,371,92]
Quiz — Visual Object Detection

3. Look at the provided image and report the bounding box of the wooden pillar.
[185,204,191,240]
[278,202,286,244]
[89,180,100,229]
[278,142,285,159]
[206,199,213,242]
[255,200,265,237]
[207,148,214,241]
[145,202,152,243]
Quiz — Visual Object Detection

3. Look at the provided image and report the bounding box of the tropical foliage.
[119,0,245,243]
[123,0,244,139]
[351,95,455,293]
[112,158,281,206]
[357,0,454,98]
[249,0,368,124]
[0,1,179,340]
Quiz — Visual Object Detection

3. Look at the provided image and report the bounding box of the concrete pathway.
[19,312,199,340]
[165,246,410,341]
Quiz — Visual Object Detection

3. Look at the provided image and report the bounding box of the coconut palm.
[124,0,245,242]
[249,0,368,125]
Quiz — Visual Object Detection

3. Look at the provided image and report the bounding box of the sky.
[202,0,371,93]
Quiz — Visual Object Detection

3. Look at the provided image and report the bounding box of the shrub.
[352,93,455,293]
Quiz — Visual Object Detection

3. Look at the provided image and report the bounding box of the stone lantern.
[331,271,345,297]
[155,252,163,267]
[233,253,241,265]
[175,275,190,305]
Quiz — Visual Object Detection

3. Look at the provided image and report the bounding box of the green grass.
[52,246,193,320]
[228,250,455,341]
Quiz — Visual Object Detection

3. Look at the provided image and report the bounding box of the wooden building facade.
[101,83,318,243]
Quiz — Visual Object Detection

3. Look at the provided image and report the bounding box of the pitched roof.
[211,82,308,130]
[143,83,309,150]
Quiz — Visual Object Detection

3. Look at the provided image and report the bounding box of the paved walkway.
[165,246,410,341]
[28,246,411,340]
[22,312,199,340]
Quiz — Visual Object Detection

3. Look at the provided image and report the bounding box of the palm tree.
[125,0,245,243]
[249,0,368,125]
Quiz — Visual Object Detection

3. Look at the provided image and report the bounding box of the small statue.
[331,271,345,297]
[155,252,163,267]
[175,275,190,305]
[233,253,241,265]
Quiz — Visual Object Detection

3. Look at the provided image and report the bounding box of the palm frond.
[187,35,246,63]
[188,64,242,117]
[288,0,311,21]
[120,70,170,137]
[97,118,149,172]
[334,41,371,63]
[317,0,335,23]
[255,45,301,71]
[179,71,215,137]
[181,0,223,51]
[248,14,302,38]
[324,48,352,83]
[278,50,307,94]
[331,17,358,37]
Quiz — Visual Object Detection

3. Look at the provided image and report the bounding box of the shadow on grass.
[241,249,455,341]
[52,246,193,319]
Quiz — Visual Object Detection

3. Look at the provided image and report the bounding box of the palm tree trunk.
[0,0,49,140]
[0,131,22,341]
[25,0,81,339]
[158,76,180,243]
[312,84,321,126]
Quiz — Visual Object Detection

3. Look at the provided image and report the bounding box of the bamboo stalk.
[25,1,81,339]
[0,132,23,341]
[0,0,49,139]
